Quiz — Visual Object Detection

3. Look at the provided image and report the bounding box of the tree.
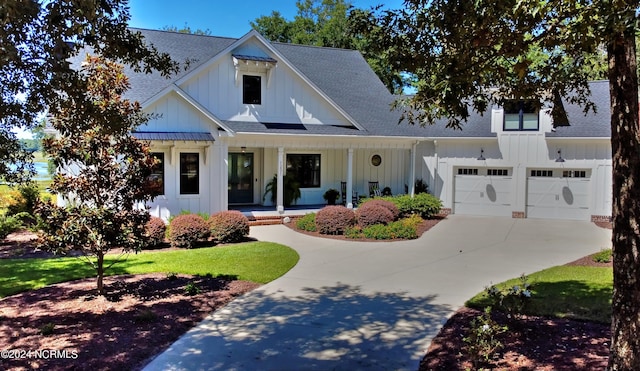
[251,0,405,93]
[162,23,213,36]
[351,1,640,369]
[1,0,178,184]
[38,55,159,295]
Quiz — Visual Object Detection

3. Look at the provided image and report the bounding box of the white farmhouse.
[69,29,612,222]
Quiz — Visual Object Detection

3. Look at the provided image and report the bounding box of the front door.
[228,153,254,204]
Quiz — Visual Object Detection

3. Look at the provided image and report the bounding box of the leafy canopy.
[0,0,178,183]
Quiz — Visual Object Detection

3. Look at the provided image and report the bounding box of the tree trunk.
[96,253,105,296]
[607,21,640,371]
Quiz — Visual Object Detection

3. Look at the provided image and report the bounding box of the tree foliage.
[0,0,178,184]
[352,1,640,369]
[162,23,213,36]
[38,55,159,295]
[251,0,405,92]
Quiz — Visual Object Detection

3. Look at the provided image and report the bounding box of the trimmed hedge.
[362,215,421,240]
[168,214,210,248]
[316,206,355,235]
[145,217,167,247]
[296,213,316,232]
[358,199,400,220]
[357,202,394,228]
[366,193,442,219]
[209,211,250,243]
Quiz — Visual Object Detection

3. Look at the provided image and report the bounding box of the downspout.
[410,141,419,197]
[433,140,439,196]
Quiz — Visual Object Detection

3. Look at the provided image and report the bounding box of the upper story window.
[243,75,261,105]
[504,100,539,131]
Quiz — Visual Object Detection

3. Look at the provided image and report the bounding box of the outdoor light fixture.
[477,148,486,161]
[241,146,246,153]
[556,149,565,162]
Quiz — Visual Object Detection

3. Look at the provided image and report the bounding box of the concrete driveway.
[143,215,611,371]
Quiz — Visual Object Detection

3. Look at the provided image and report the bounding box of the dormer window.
[243,75,261,105]
[504,100,539,131]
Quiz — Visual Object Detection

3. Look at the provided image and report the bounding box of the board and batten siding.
[179,47,351,126]
[417,134,612,220]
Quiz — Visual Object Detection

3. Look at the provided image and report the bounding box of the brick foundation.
[438,208,452,217]
[512,211,525,219]
[591,215,612,223]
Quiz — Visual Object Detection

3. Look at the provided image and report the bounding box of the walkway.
[143,215,612,371]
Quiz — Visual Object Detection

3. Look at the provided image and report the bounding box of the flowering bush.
[463,307,508,369]
[356,202,394,228]
[168,214,210,248]
[209,211,249,243]
[145,216,166,247]
[296,213,316,232]
[485,274,532,319]
[315,206,355,235]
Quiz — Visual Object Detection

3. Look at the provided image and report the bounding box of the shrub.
[296,213,317,232]
[6,183,40,217]
[209,211,250,243]
[145,217,166,247]
[356,203,394,228]
[463,307,508,369]
[315,206,355,235]
[485,274,532,319]
[0,214,23,240]
[184,281,201,295]
[40,322,56,336]
[593,248,612,263]
[385,193,442,218]
[344,225,363,239]
[358,199,400,220]
[361,217,419,240]
[168,214,209,248]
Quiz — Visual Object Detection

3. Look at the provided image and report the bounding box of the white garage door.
[454,168,512,217]
[527,169,591,220]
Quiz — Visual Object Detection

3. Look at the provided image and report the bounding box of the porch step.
[247,216,285,226]
[246,214,304,227]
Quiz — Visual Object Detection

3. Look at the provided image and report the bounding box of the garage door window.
[458,168,479,175]
[530,170,553,177]
[563,170,587,178]
[488,169,509,176]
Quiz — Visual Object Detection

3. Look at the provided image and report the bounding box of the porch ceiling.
[223,133,419,150]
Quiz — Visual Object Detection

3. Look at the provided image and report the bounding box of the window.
[180,153,199,195]
[488,169,509,176]
[149,152,165,195]
[530,170,553,177]
[563,170,587,178]
[287,154,320,188]
[458,168,479,175]
[504,100,539,131]
[243,75,261,104]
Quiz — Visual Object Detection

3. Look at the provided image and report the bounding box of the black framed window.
[180,153,199,195]
[287,154,320,188]
[530,169,553,177]
[150,152,165,196]
[457,168,479,175]
[504,100,539,131]
[243,75,261,105]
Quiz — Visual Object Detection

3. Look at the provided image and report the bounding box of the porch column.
[409,141,418,197]
[277,147,284,213]
[347,148,354,209]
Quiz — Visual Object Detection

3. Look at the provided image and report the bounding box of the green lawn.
[0,242,299,297]
[466,265,613,323]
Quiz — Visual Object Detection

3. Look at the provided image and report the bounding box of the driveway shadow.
[145,283,452,371]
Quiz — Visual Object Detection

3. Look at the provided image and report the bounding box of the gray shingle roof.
[75,29,610,140]
[546,80,611,138]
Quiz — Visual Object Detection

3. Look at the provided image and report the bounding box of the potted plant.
[263,173,301,207]
[323,188,340,205]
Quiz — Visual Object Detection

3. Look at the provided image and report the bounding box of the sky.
[128,0,406,38]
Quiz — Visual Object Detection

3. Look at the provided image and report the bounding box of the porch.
[230,204,326,226]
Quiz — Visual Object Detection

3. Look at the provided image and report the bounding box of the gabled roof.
[114,28,423,138]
